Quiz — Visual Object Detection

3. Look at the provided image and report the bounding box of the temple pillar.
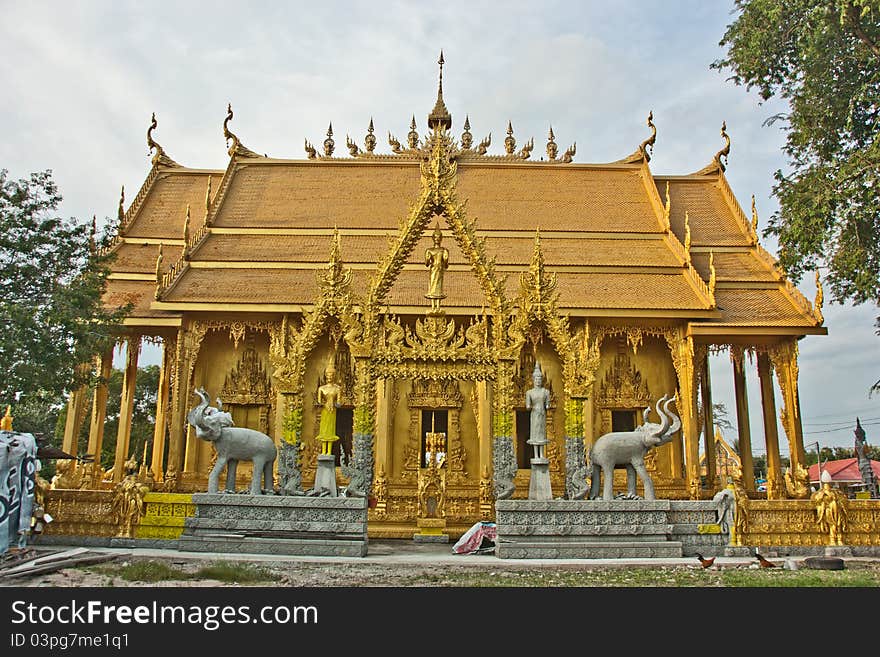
[86,345,114,485]
[151,338,172,480]
[769,339,807,471]
[61,362,92,458]
[166,322,207,483]
[583,395,595,452]
[731,347,755,492]
[698,347,717,486]
[375,377,392,477]
[757,351,783,499]
[667,329,701,499]
[112,335,140,482]
[476,380,493,479]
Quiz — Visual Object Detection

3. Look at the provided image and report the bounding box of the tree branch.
[845,2,880,57]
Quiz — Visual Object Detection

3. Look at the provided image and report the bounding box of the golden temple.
[55,56,831,540]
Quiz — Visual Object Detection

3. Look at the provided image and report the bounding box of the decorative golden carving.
[322,123,335,157]
[714,120,731,171]
[223,103,260,158]
[546,126,557,160]
[147,112,179,167]
[595,350,651,435]
[418,433,447,520]
[110,462,150,539]
[372,465,388,520]
[750,194,759,243]
[784,462,810,499]
[814,270,824,325]
[479,465,493,520]
[684,211,692,254]
[639,110,656,161]
[220,343,271,405]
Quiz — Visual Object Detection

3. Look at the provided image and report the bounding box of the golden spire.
[117,185,125,224]
[323,122,335,157]
[546,126,558,160]
[182,204,191,244]
[639,110,657,161]
[147,112,178,167]
[427,51,452,130]
[407,115,419,149]
[663,181,671,231]
[684,211,692,253]
[505,121,516,155]
[708,250,717,298]
[461,115,473,150]
[751,194,759,239]
[814,269,824,324]
[1,405,12,431]
[714,120,731,171]
[365,118,377,153]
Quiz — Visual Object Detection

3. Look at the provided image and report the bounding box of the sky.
[1,1,877,453]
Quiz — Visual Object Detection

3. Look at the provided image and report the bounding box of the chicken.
[755,552,778,568]
[694,552,716,569]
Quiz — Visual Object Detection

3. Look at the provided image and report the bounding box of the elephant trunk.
[186,388,212,436]
[650,394,670,440]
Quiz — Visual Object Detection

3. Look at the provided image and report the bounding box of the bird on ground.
[755,553,778,568]
[694,553,716,569]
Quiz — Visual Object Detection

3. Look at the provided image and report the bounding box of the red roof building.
[808,458,880,485]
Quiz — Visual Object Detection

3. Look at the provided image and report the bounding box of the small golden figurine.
[316,359,342,455]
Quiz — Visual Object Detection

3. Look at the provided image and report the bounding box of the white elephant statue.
[588,395,681,501]
[187,388,277,495]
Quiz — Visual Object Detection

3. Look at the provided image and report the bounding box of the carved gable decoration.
[596,352,650,409]
[220,345,271,405]
[407,378,463,409]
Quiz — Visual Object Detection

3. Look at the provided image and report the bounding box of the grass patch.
[107,561,196,583]
[194,562,278,584]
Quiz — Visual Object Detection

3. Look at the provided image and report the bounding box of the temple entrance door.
[420,409,448,467]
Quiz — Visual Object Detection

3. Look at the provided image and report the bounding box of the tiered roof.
[101,80,825,339]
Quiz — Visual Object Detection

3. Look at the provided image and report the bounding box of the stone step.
[497,524,673,537]
[185,517,366,535]
[496,540,683,559]
[177,535,367,557]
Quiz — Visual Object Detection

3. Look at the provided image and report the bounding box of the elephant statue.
[187,388,277,495]
[588,394,681,501]
[0,430,38,554]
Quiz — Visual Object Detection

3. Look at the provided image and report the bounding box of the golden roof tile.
[123,170,221,239]
[691,252,775,282]
[661,178,752,247]
[103,280,179,318]
[710,288,818,327]
[111,243,183,274]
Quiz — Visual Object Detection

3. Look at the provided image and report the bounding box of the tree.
[712,2,880,325]
[0,169,128,406]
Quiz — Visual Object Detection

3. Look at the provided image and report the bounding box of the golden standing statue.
[425,223,449,313]
[812,471,848,546]
[317,359,342,455]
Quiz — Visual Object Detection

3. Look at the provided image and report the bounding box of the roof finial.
[154,243,164,299]
[461,115,473,150]
[408,115,419,149]
[546,126,558,160]
[427,51,452,130]
[714,121,731,171]
[814,269,824,324]
[684,211,692,254]
[183,204,191,245]
[505,121,516,155]
[663,181,671,231]
[223,103,259,158]
[117,185,125,224]
[708,250,717,298]
[639,110,656,161]
[204,177,212,219]
[751,194,759,240]
[147,112,178,167]
[323,123,335,157]
[365,118,377,153]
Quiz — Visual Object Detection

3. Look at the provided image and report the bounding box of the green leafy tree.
[712,1,880,358]
[0,169,127,407]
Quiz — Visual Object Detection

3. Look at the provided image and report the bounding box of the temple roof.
[101,112,824,338]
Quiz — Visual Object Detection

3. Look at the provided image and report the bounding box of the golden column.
[698,346,717,487]
[476,380,493,487]
[757,351,783,499]
[150,337,173,480]
[61,362,92,458]
[668,329,701,499]
[730,347,755,492]
[769,339,807,471]
[374,377,393,480]
[86,345,115,485]
[112,335,140,482]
